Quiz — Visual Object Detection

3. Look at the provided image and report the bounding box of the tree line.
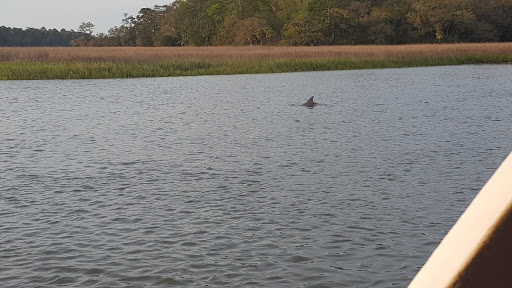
[2,0,512,47]
[0,26,86,46]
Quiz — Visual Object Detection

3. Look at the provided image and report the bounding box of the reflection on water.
[1,65,512,287]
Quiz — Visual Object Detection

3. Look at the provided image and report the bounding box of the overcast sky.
[1,0,173,33]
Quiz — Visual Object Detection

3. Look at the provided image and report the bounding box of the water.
[1,65,511,287]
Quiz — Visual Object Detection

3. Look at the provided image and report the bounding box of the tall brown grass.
[2,43,512,63]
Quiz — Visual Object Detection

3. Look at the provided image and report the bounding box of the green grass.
[1,55,511,80]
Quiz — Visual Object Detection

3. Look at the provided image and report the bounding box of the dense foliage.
[2,0,512,47]
[0,26,85,46]
[92,0,512,46]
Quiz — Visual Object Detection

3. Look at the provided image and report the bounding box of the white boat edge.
[409,151,512,288]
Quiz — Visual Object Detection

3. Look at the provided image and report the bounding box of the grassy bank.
[1,43,512,80]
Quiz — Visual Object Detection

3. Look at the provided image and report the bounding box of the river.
[1,65,511,287]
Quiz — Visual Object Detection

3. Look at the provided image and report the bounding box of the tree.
[134,6,168,46]
[69,36,89,47]
[154,3,182,46]
[78,22,95,35]
[119,13,137,46]
[74,22,96,46]
[173,0,216,45]
[282,12,327,45]
[214,17,271,45]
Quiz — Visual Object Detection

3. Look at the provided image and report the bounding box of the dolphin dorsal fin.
[302,96,317,107]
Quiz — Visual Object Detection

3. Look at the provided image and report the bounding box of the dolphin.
[301,96,317,107]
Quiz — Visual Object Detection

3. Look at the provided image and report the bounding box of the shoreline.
[1,43,512,80]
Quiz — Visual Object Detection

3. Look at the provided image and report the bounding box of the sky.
[1,0,173,33]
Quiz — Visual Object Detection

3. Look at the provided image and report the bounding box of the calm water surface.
[1,65,512,287]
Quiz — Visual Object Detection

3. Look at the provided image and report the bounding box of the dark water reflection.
[1,65,512,287]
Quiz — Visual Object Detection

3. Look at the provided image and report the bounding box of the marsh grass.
[1,43,512,79]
